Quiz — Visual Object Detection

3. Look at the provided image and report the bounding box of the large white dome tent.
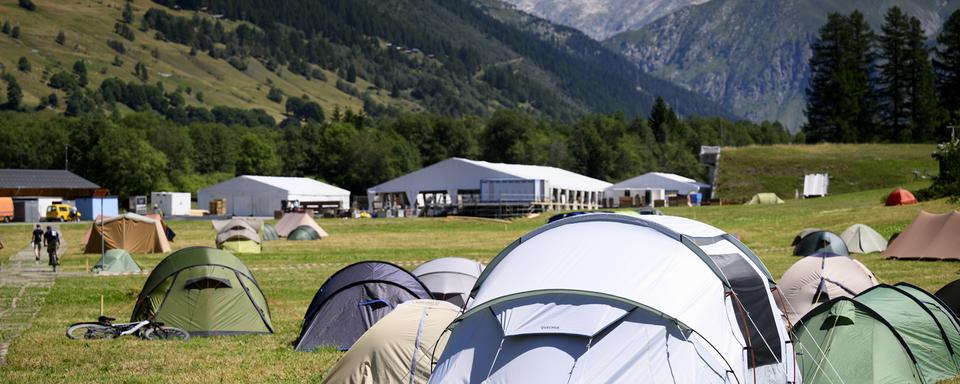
[429,213,799,383]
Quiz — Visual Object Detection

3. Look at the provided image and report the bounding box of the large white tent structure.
[604,172,709,207]
[430,214,797,383]
[366,158,611,214]
[198,176,350,217]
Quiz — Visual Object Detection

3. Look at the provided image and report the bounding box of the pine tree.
[17,56,30,72]
[10,25,20,39]
[73,60,88,87]
[55,30,66,45]
[805,13,853,142]
[122,1,134,24]
[649,97,677,143]
[904,17,940,142]
[1,21,9,35]
[935,10,960,124]
[848,11,879,142]
[3,74,22,110]
[878,7,911,141]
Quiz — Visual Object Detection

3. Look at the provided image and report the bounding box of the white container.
[150,192,191,216]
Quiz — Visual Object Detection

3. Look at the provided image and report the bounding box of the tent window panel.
[183,277,233,290]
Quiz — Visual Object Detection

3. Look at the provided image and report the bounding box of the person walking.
[43,226,61,272]
[31,224,43,261]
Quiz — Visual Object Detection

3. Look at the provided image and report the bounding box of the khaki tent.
[883,211,960,260]
[321,300,459,384]
[778,251,879,325]
[131,247,274,336]
[746,193,784,205]
[840,223,888,254]
[83,213,171,254]
[212,218,263,232]
[215,219,261,254]
[275,212,328,238]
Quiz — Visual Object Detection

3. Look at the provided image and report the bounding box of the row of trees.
[0,98,789,199]
[804,7,960,143]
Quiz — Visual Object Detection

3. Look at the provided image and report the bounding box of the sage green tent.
[261,223,279,241]
[746,193,784,205]
[794,284,960,384]
[92,249,141,274]
[287,225,321,241]
[130,247,274,336]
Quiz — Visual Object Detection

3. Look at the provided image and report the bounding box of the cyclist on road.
[43,226,61,272]
[31,224,43,261]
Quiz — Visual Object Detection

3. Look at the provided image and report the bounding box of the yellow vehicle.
[46,204,81,222]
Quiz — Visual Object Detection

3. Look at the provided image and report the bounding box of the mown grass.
[0,183,956,383]
[716,143,938,202]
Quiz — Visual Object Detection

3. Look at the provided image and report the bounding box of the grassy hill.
[715,143,938,202]
[0,0,394,120]
[0,185,957,382]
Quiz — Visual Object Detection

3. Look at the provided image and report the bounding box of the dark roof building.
[0,169,101,199]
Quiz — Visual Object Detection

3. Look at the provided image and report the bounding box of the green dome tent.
[793,230,849,256]
[92,249,141,274]
[261,223,279,241]
[746,193,784,205]
[287,225,321,241]
[131,247,274,336]
[794,283,960,384]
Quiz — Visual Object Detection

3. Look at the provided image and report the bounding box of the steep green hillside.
[0,0,733,121]
[0,0,386,119]
[716,143,938,201]
[605,0,959,129]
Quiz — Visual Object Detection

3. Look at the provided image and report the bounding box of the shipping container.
[150,192,191,216]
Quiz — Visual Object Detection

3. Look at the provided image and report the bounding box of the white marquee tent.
[430,214,796,383]
[605,172,708,207]
[367,158,611,211]
[198,176,350,217]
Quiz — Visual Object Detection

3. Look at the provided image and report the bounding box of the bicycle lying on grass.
[66,316,190,340]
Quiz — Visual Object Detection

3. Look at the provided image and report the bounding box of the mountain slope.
[605,0,960,130]
[0,0,734,122]
[500,0,707,40]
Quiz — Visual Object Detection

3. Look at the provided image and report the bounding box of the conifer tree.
[935,10,960,123]
[878,7,912,141]
[55,30,66,45]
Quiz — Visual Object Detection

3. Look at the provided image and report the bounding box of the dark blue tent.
[294,261,430,352]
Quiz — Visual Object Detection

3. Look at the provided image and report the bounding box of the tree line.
[0,98,789,200]
[804,7,960,143]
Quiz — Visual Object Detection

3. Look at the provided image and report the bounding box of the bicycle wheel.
[66,323,117,339]
[143,326,190,341]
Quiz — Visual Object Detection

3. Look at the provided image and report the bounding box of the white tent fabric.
[605,172,707,198]
[803,174,829,197]
[412,257,484,307]
[778,253,879,325]
[366,157,611,210]
[198,176,350,217]
[840,223,888,254]
[430,215,753,384]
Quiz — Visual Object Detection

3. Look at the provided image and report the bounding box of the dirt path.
[0,227,77,365]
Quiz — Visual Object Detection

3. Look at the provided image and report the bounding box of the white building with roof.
[605,172,709,207]
[367,158,611,213]
[198,176,350,217]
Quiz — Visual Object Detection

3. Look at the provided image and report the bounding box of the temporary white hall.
[605,172,708,207]
[366,158,611,211]
[198,176,350,217]
[430,213,798,384]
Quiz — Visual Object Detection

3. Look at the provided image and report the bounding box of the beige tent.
[215,219,261,254]
[840,224,888,254]
[275,212,328,238]
[321,299,459,384]
[883,211,960,260]
[778,252,879,325]
[746,193,784,205]
[83,213,171,254]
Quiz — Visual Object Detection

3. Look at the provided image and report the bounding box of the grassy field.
[0,0,416,119]
[0,182,957,382]
[716,143,938,202]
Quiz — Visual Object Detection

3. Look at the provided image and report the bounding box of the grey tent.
[261,223,279,241]
[936,279,960,319]
[778,251,878,325]
[840,223,888,254]
[793,230,849,256]
[288,225,321,241]
[92,249,141,274]
[294,261,431,352]
[791,228,822,246]
[412,257,484,306]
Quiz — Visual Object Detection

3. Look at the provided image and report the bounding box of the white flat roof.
[242,176,350,196]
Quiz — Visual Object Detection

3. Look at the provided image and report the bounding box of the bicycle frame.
[106,320,153,336]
